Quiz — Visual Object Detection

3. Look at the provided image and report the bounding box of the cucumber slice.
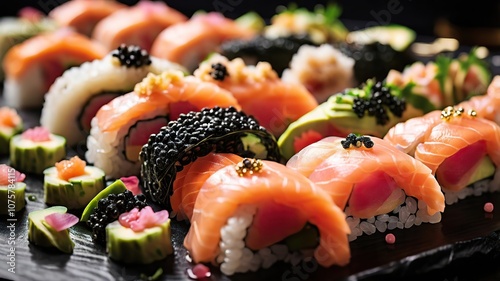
[28,206,74,254]
[0,126,22,155]
[347,24,416,51]
[0,182,26,215]
[106,219,173,264]
[43,166,105,210]
[9,134,66,174]
[80,179,127,222]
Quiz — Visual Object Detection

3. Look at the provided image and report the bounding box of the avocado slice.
[284,223,319,252]
[466,156,495,186]
[80,179,127,222]
[28,206,74,254]
[347,24,416,51]
[235,12,265,32]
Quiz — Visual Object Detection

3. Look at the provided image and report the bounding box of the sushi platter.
[1,1,500,281]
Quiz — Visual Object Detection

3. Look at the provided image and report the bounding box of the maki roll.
[184,158,350,275]
[40,44,186,146]
[150,12,256,72]
[277,80,423,160]
[140,106,282,208]
[0,165,26,214]
[85,70,240,179]
[286,135,445,241]
[48,0,127,37]
[92,0,187,52]
[193,54,318,137]
[2,28,107,108]
[384,106,500,205]
[281,44,356,103]
[0,107,23,155]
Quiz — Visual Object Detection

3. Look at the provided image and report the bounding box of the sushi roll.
[193,54,318,137]
[0,164,26,214]
[92,0,187,52]
[85,70,240,179]
[10,127,66,174]
[40,44,186,146]
[150,12,256,72]
[48,0,127,37]
[184,158,351,275]
[2,28,107,109]
[286,134,445,241]
[281,44,356,103]
[140,106,282,208]
[277,80,424,160]
[0,107,23,155]
[384,106,500,205]
[43,156,105,210]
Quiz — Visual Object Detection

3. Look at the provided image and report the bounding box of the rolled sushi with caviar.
[0,107,23,155]
[140,106,282,208]
[43,156,105,210]
[0,164,26,215]
[10,126,66,174]
[40,44,186,146]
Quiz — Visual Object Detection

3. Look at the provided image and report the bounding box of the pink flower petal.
[120,176,141,195]
[44,213,79,232]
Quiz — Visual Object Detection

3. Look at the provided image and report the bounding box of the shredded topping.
[341,133,374,150]
[440,106,477,121]
[134,70,184,96]
[111,44,152,68]
[235,158,264,177]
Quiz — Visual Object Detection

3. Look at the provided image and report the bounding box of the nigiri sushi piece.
[92,0,187,52]
[281,44,355,103]
[48,0,126,37]
[86,70,241,179]
[150,12,256,72]
[0,107,23,155]
[40,44,185,146]
[286,134,445,241]
[184,158,351,275]
[140,107,282,208]
[3,28,107,108]
[277,80,423,160]
[457,75,500,125]
[193,54,318,137]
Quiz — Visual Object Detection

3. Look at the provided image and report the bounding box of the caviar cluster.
[87,190,148,244]
[341,133,374,149]
[111,44,152,68]
[140,106,282,208]
[210,63,229,81]
[220,35,315,75]
[352,81,406,125]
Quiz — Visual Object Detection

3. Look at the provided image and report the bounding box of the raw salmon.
[457,75,500,124]
[170,153,243,221]
[286,136,445,217]
[92,0,187,52]
[150,12,256,72]
[184,160,350,267]
[48,0,127,37]
[194,54,318,137]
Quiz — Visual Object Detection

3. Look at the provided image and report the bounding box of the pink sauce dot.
[484,202,494,213]
[385,233,396,244]
[187,264,211,280]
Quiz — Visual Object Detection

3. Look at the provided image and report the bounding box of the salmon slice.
[194,54,318,137]
[286,136,445,217]
[184,160,350,267]
[457,75,500,124]
[95,71,241,132]
[170,153,243,221]
[92,0,187,51]
[48,0,127,37]
[150,12,255,72]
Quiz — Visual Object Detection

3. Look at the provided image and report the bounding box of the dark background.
[2,0,500,39]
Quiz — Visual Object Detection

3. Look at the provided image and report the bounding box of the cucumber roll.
[0,107,23,155]
[0,165,26,215]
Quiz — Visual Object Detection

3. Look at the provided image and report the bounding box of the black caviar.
[87,190,148,245]
[341,133,374,149]
[352,81,406,125]
[140,106,282,208]
[111,44,152,68]
[210,63,229,81]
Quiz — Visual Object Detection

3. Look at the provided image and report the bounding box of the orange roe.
[55,156,87,181]
[0,107,21,128]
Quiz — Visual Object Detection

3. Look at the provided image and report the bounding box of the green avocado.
[467,156,495,186]
[284,224,319,252]
[235,12,265,32]
[347,24,416,51]
[80,179,127,222]
[28,206,74,254]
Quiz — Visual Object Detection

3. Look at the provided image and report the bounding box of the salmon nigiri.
[3,28,107,108]
[86,70,241,179]
[184,158,350,275]
[92,0,187,52]
[194,54,318,137]
[150,12,256,72]
[48,0,127,37]
[287,134,445,241]
[457,75,500,124]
